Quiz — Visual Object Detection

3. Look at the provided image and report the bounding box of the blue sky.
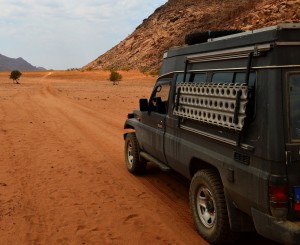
[0,0,167,70]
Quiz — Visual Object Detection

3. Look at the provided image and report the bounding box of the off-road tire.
[189,169,234,244]
[185,30,243,45]
[125,133,147,175]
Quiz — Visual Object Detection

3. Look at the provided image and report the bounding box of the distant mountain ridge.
[85,0,300,72]
[0,54,46,71]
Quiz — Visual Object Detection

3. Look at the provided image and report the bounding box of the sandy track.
[0,71,276,244]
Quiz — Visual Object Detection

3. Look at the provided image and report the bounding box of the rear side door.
[285,71,300,213]
[138,79,171,163]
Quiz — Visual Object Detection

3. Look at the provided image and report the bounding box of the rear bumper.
[252,208,300,245]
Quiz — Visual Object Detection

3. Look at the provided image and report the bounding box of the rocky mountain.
[85,0,300,72]
[0,54,46,71]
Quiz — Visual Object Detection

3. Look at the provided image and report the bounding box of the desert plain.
[0,71,277,244]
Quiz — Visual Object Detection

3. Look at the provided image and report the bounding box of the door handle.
[157,121,163,129]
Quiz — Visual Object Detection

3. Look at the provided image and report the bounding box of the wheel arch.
[189,157,220,178]
[124,119,135,130]
[189,157,255,233]
[124,119,136,140]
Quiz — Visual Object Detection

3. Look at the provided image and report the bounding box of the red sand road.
[0,71,277,244]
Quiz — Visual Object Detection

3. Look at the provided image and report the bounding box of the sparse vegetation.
[67,68,80,71]
[149,70,159,76]
[121,66,131,72]
[9,70,22,84]
[138,66,148,74]
[103,66,115,71]
[109,70,122,85]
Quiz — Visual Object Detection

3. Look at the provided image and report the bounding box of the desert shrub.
[109,70,122,84]
[9,70,22,84]
[121,66,131,72]
[149,69,159,76]
[67,68,79,71]
[103,66,113,71]
[139,66,148,74]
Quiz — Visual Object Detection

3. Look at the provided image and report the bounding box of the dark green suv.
[124,24,300,244]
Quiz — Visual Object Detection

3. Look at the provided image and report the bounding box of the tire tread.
[190,169,237,244]
[125,133,147,175]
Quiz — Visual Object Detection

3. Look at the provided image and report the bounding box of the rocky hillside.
[0,54,46,71]
[85,0,300,72]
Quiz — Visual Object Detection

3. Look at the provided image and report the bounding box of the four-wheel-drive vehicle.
[124,23,300,244]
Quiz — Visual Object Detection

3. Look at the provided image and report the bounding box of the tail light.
[269,176,288,218]
[294,187,300,211]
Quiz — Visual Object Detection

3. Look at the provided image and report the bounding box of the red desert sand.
[0,71,276,244]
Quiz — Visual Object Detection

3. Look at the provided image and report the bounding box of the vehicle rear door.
[285,71,300,213]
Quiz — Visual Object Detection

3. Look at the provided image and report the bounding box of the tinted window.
[176,73,191,83]
[212,72,256,86]
[212,73,234,84]
[191,73,207,83]
[289,73,300,141]
[235,72,256,86]
[149,82,171,114]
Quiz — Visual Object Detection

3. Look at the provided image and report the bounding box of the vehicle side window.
[176,73,191,83]
[235,72,256,87]
[211,71,257,120]
[149,83,171,114]
[212,73,234,84]
[288,73,300,141]
[212,72,256,86]
[190,73,207,83]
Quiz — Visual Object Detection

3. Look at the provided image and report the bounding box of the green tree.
[109,70,122,85]
[9,70,22,84]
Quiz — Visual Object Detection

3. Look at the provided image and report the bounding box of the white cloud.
[0,0,167,69]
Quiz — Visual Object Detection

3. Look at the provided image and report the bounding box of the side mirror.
[139,98,149,111]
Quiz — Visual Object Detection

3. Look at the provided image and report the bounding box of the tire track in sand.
[0,73,276,244]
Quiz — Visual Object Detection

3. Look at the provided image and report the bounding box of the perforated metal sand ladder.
[173,82,249,131]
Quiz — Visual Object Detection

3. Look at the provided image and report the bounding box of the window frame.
[211,71,256,86]
[287,72,300,142]
[149,79,171,115]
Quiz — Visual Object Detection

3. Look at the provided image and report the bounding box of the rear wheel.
[125,133,146,175]
[190,169,234,244]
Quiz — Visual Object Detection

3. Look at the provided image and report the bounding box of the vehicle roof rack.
[208,23,300,42]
